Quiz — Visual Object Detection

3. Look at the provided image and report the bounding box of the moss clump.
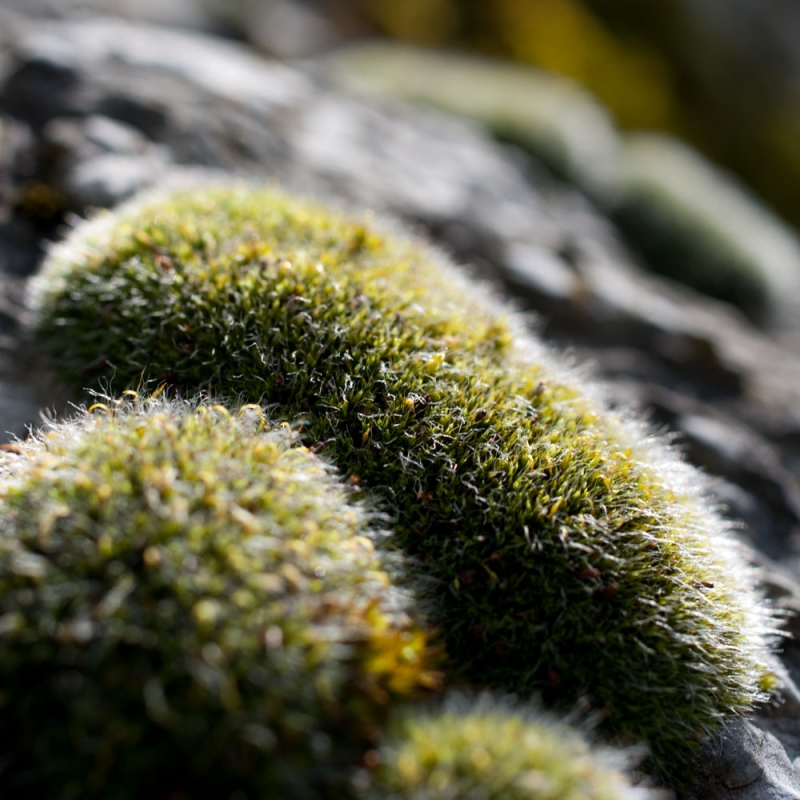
[611,134,800,320]
[0,399,437,799]
[32,185,773,781]
[369,694,654,800]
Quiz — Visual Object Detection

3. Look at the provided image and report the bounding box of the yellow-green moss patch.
[369,694,655,800]
[32,185,774,781]
[0,399,436,799]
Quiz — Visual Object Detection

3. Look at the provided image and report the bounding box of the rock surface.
[1,7,800,799]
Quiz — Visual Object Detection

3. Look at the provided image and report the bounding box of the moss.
[369,694,654,800]
[32,184,774,782]
[611,134,800,320]
[0,399,437,799]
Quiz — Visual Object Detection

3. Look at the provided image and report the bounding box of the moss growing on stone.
[0,399,437,799]
[369,694,654,800]
[32,185,774,782]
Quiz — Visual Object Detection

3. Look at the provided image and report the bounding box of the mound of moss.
[370,694,653,800]
[0,400,437,799]
[32,185,774,781]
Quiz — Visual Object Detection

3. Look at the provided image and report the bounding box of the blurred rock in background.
[325,40,800,344]
[0,0,218,29]
[201,0,361,58]
[327,42,620,194]
[351,0,800,235]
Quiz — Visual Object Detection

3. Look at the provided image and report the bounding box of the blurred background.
[6,0,800,227]
[8,0,800,326]
[351,0,800,231]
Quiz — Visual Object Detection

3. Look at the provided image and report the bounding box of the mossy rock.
[0,400,437,799]
[328,42,619,192]
[370,694,654,800]
[32,184,774,782]
[611,133,800,320]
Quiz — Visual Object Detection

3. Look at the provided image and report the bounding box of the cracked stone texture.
[2,7,800,798]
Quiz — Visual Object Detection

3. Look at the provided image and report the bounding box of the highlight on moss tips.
[31,183,776,782]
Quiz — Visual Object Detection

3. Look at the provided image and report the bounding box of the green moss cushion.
[370,694,654,800]
[0,401,436,799]
[32,185,774,781]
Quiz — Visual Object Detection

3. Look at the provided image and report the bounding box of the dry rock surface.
[2,6,800,798]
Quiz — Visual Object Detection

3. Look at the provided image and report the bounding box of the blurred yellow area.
[360,0,459,45]
[359,0,675,129]
[491,0,675,129]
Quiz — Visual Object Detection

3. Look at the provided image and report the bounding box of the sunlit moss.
[329,42,619,192]
[0,399,438,799]
[32,184,774,782]
[369,694,655,799]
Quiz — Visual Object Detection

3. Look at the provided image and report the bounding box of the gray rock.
[200,0,360,57]
[0,337,55,445]
[41,114,172,208]
[31,16,314,112]
[0,377,45,444]
[80,114,152,155]
[678,413,800,550]
[504,241,580,304]
[1,29,79,126]
[0,115,36,195]
[684,721,800,800]
[64,151,168,208]
[0,0,218,32]
[0,218,42,279]
[208,0,339,59]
